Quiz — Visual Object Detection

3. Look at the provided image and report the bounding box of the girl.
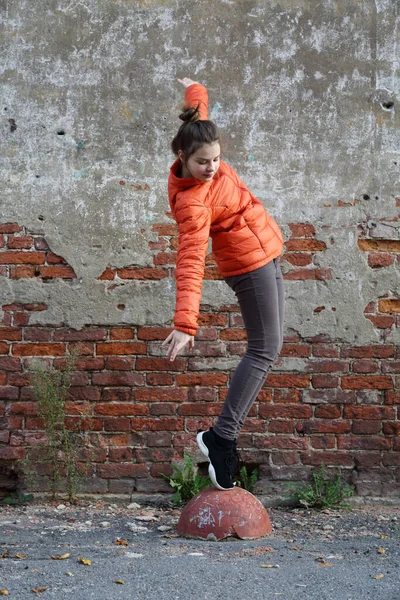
[162,77,285,491]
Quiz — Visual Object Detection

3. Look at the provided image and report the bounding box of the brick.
[385,391,400,405]
[352,420,382,434]
[254,436,308,450]
[382,452,400,466]
[12,343,66,357]
[358,239,400,252]
[146,373,173,386]
[197,314,227,327]
[177,403,221,416]
[131,417,184,431]
[153,251,177,265]
[108,448,134,462]
[314,405,341,418]
[105,357,134,370]
[0,357,22,371]
[306,360,349,373]
[227,341,247,355]
[220,329,247,340]
[103,417,131,431]
[98,267,115,280]
[110,327,135,340]
[95,403,149,416]
[266,374,310,388]
[288,224,316,237]
[283,268,332,280]
[273,389,301,403]
[283,253,312,266]
[382,422,400,435]
[147,432,173,447]
[150,463,174,478]
[67,387,102,401]
[300,451,354,467]
[354,453,381,468]
[7,236,33,249]
[23,328,52,342]
[302,421,351,434]
[0,386,19,400]
[73,358,105,371]
[280,344,311,358]
[285,239,326,251]
[0,251,45,265]
[117,267,169,279]
[102,388,132,402]
[39,266,76,278]
[241,419,266,433]
[352,360,379,373]
[0,446,25,460]
[309,436,336,449]
[14,313,30,326]
[97,463,148,478]
[54,328,107,342]
[356,390,384,405]
[151,223,178,236]
[8,402,38,415]
[0,266,7,276]
[176,373,228,386]
[46,252,67,265]
[259,405,312,419]
[92,372,144,386]
[338,436,390,450]
[368,254,394,268]
[268,421,295,434]
[150,403,176,415]
[34,238,49,250]
[379,299,400,313]
[135,388,188,402]
[341,376,393,390]
[341,345,394,359]
[382,361,400,373]
[271,452,300,466]
[0,342,9,354]
[365,315,395,328]
[136,357,186,371]
[343,406,395,420]
[0,223,23,234]
[137,327,172,340]
[97,342,146,356]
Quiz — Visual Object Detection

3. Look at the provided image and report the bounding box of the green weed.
[162,453,211,505]
[287,463,354,509]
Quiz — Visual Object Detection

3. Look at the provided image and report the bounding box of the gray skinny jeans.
[214,259,285,441]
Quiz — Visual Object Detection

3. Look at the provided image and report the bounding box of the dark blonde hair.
[171,105,220,159]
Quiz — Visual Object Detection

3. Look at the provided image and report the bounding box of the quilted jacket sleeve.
[174,198,211,336]
[184,83,209,120]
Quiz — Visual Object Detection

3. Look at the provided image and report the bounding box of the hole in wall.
[57,130,65,135]
[363,194,370,200]
[381,101,394,110]
[117,304,125,310]
[38,215,45,221]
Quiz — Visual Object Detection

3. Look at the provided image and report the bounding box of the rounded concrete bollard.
[177,487,272,541]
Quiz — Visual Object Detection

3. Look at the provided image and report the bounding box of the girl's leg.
[214,259,285,440]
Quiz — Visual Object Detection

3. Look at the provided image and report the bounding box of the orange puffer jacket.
[168,83,284,336]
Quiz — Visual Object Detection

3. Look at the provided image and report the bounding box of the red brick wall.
[0,221,399,498]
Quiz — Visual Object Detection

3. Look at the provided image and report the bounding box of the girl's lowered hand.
[162,329,194,362]
[177,77,198,88]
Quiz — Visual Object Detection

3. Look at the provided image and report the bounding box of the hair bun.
[179,105,200,123]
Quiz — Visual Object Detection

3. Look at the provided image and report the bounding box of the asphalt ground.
[0,499,399,600]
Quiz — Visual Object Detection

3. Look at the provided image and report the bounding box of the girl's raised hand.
[177,77,198,88]
[162,329,194,362]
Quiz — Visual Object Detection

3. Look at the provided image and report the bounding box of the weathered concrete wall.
[1,1,399,498]
[1,0,398,341]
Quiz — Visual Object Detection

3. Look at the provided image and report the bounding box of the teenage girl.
[162,77,285,491]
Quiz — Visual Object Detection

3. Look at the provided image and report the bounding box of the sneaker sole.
[196,431,235,492]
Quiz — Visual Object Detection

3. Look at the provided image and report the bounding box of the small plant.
[26,349,91,502]
[236,465,259,494]
[2,492,34,506]
[162,453,212,505]
[287,463,354,509]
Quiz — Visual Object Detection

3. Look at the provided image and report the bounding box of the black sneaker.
[196,428,238,491]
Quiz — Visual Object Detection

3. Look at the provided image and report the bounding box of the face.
[179,142,220,182]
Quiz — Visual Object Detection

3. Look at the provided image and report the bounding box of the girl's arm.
[178,77,209,120]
